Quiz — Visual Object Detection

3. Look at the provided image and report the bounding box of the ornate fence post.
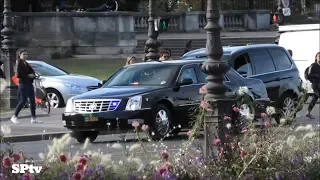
[145,0,161,62]
[1,0,18,108]
[201,0,231,158]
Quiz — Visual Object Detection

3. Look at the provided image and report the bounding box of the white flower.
[82,138,90,150]
[266,106,276,115]
[295,124,313,132]
[38,153,45,160]
[302,81,313,92]
[129,143,142,151]
[286,135,296,147]
[304,156,312,163]
[280,118,286,125]
[0,124,11,135]
[111,143,123,149]
[226,123,232,129]
[303,132,316,140]
[0,79,8,94]
[238,86,249,96]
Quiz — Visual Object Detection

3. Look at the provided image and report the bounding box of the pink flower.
[223,116,231,121]
[240,149,246,160]
[214,138,221,145]
[265,121,271,128]
[141,124,149,131]
[199,87,207,94]
[200,101,211,110]
[261,113,267,119]
[160,151,169,159]
[207,108,213,112]
[132,121,140,128]
[231,142,236,150]
[225,134,231,139]
[241,128,248,134]
[162,161,171,169]
[2,156,13,168]
[187,130,192,136]
[13,153,23,162]
[218,148,224,158]
[59,153,67,163]
[23,173,33,180]
[233,106,240,112]
[73,172,83,180]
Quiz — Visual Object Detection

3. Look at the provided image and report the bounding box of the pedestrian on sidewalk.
[306,52,320,119]
[10,49,42,124]
[159,48,172,61]
[125,56,137,65]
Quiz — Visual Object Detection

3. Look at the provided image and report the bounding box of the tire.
[46,88,64,108]
[150,104,173,140]
[275,93,297,124]
[72,131,99,143]
[37,93,51,114]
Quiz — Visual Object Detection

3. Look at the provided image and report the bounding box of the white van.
[277,23,320,93]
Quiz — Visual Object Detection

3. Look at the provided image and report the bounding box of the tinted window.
[180,68,198,84]
[233,53,253,77]
[249,50,276,74]
[269,49,292,70]
[104,65,178,87]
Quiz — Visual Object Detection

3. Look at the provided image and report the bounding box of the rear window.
[269,49,292,70]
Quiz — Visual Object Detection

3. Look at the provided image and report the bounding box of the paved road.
[0,103,319,163]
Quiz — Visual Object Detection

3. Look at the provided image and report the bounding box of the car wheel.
[275,93,297,124]
[46,88,64,108]
[151,104,173,140]
[72,131,99,143]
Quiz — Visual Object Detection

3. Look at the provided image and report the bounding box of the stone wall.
[11,12,137,60]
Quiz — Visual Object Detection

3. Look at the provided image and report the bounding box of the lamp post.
[201,0,230,158]
[1,0,18,108]
[145,0,161,61]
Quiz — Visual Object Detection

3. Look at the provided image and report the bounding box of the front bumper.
[62,109,152,131]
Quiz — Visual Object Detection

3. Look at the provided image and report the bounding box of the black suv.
[62,60,269,143]
[181,44,303,121]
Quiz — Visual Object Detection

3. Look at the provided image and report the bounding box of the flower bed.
[1,84,319,180]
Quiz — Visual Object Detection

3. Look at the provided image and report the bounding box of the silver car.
[28,61,101,108]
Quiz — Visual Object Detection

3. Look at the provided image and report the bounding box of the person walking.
[126,56,137,65]
[10,49,42,124]
[306,52,320,119]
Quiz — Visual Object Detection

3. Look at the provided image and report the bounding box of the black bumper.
[62,109,152,131]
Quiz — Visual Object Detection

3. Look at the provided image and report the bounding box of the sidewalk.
[136,31,278,40]
[0,109,49,121]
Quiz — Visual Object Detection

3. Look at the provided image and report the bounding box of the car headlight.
[65,98,74,112]
[64,83,84,90]
[125,95,142,111]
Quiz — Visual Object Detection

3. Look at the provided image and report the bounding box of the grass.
[45,58,125,80]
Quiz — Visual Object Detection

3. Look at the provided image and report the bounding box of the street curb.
[2,132,71,143]
[0,110,49,121]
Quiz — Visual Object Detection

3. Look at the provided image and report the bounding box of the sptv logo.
[11,164,43,173]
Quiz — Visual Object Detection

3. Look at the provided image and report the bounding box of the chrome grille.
[87,86,100,91]
[73,99,121,113]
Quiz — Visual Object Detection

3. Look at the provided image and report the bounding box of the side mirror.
[179,78,193,86]
[98,80,107,87]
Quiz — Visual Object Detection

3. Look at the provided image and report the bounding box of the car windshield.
[31,63,68,76]
[103,65,178,87]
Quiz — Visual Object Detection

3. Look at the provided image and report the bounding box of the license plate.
[84,114,98,122]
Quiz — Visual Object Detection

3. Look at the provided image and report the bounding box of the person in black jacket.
[10,49,42,124]
[306,52,320,119]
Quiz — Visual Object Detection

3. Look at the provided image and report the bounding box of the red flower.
[160,151,169,159]
[59,153,67,163]
[73,172,83,180]
[241,128,248,134]
[13,153,23,162]
[75,163,86,171]
[2,156,13,168]
[225,134,231,139]
[214,138,221,145]
[78,157,87,165]
[23,173,33,180]
[240,149,246,160]
[158,167,167,176]
[223,116,231,121]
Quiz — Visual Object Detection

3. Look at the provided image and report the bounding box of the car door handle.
[176,97,191,101]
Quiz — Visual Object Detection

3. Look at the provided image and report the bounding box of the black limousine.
[62,60,270,143]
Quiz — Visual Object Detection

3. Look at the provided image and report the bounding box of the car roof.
[128,59,204,67]
[182,44,281,58]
